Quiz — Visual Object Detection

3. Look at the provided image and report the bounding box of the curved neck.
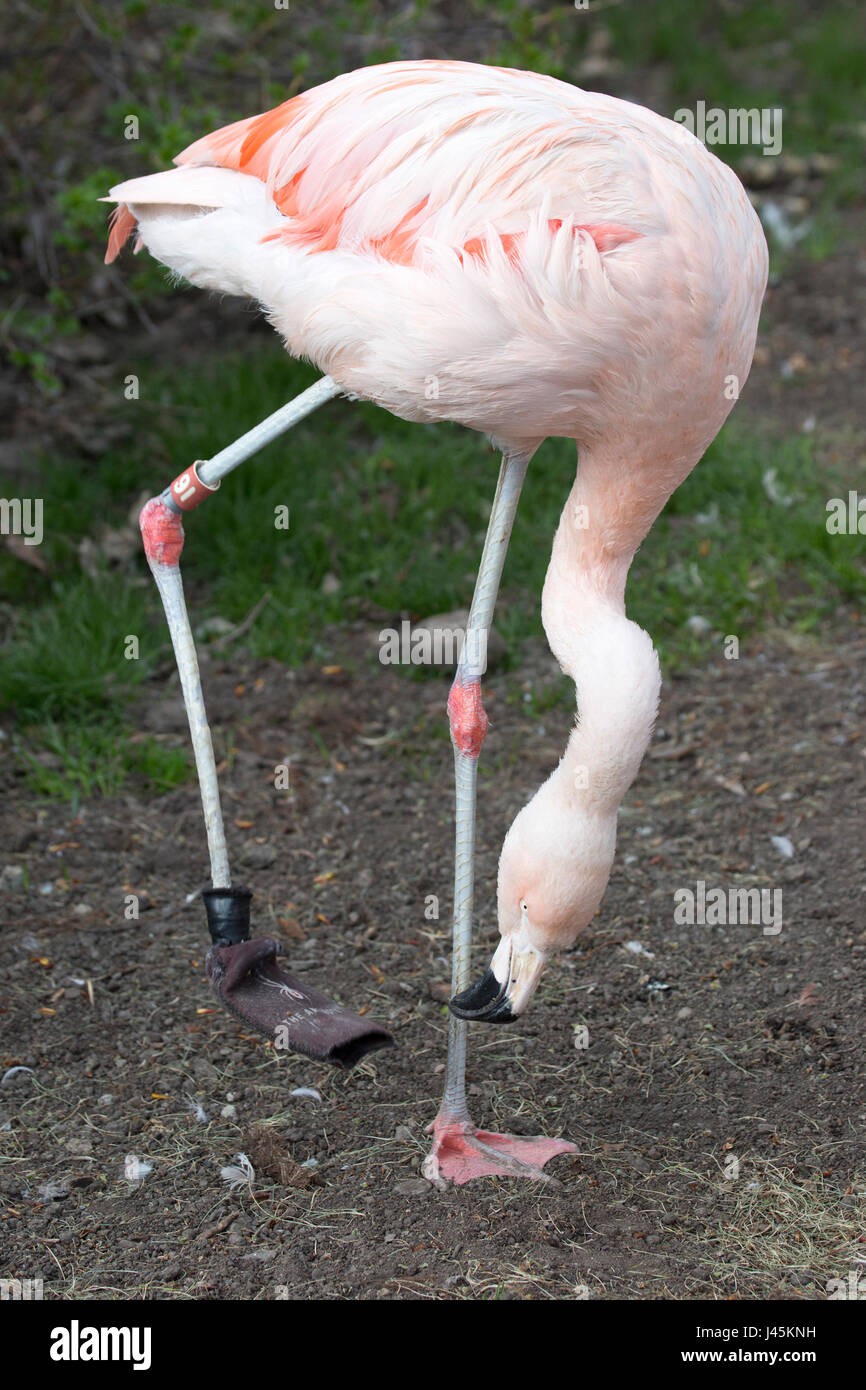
[541,457,664,816]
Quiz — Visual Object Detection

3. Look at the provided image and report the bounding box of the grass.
[16,724,191,805]
[2,2,864,799]
[0,577,153,723]
[1,345,864,800]
[663,1158,865,1294]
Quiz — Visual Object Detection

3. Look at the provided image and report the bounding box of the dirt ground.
[1,221,865,1304]
[1,610,864,1298]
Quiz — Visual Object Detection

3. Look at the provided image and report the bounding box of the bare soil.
[1,593,864,1299]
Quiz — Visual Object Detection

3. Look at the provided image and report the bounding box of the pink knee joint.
[139,463,219,568]
[139,496,185,568]
[448,678,488,759]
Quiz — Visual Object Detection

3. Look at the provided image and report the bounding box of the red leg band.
[168,461,220,512]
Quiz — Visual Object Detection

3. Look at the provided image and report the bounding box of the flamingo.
[103,59,768,1187]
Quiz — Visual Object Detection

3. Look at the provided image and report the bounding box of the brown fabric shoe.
[206,936,394,1070]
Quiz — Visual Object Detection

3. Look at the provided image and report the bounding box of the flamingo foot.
[422,1116,576,1189]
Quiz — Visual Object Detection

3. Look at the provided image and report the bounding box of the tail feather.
[101,166,273,267]
[105,204,137,264]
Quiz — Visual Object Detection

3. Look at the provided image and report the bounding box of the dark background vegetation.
[0,0,864,795]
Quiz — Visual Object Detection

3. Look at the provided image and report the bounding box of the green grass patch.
[2,3,863,802]
[2,347,862,800]
[1,576,153,723]
[15,723,191,806]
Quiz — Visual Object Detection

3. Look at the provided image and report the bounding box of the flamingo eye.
[520,899,529,914]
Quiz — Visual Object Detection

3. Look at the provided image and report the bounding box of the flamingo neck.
[555,610,661,818]
[541,463,663,818]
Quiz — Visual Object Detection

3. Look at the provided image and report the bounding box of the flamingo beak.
[449,933,547,1023]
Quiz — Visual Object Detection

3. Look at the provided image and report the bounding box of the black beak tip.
[449,968,516,1024]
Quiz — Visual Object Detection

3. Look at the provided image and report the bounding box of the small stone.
[38,1181,69,1201]
[740,155,778,188]
[779,154,808,179]
[221,1104,237,1120]
[394,1179,430,1196]
[808,153,838,176]
[238,841,277,870]
[395,1125,412,1141]
[676,1007,693,1021]
[770,835,795,859]
[66,1136,93,1156]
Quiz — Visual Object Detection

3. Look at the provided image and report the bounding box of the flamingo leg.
[135,380,394,1065]
[138,377,341,887]
[139,503,230,887]
[422,448,576,1187]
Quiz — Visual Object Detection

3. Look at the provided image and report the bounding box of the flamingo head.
[449,785,616,1023]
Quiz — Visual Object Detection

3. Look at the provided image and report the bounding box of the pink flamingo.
[103,60,767,1187]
